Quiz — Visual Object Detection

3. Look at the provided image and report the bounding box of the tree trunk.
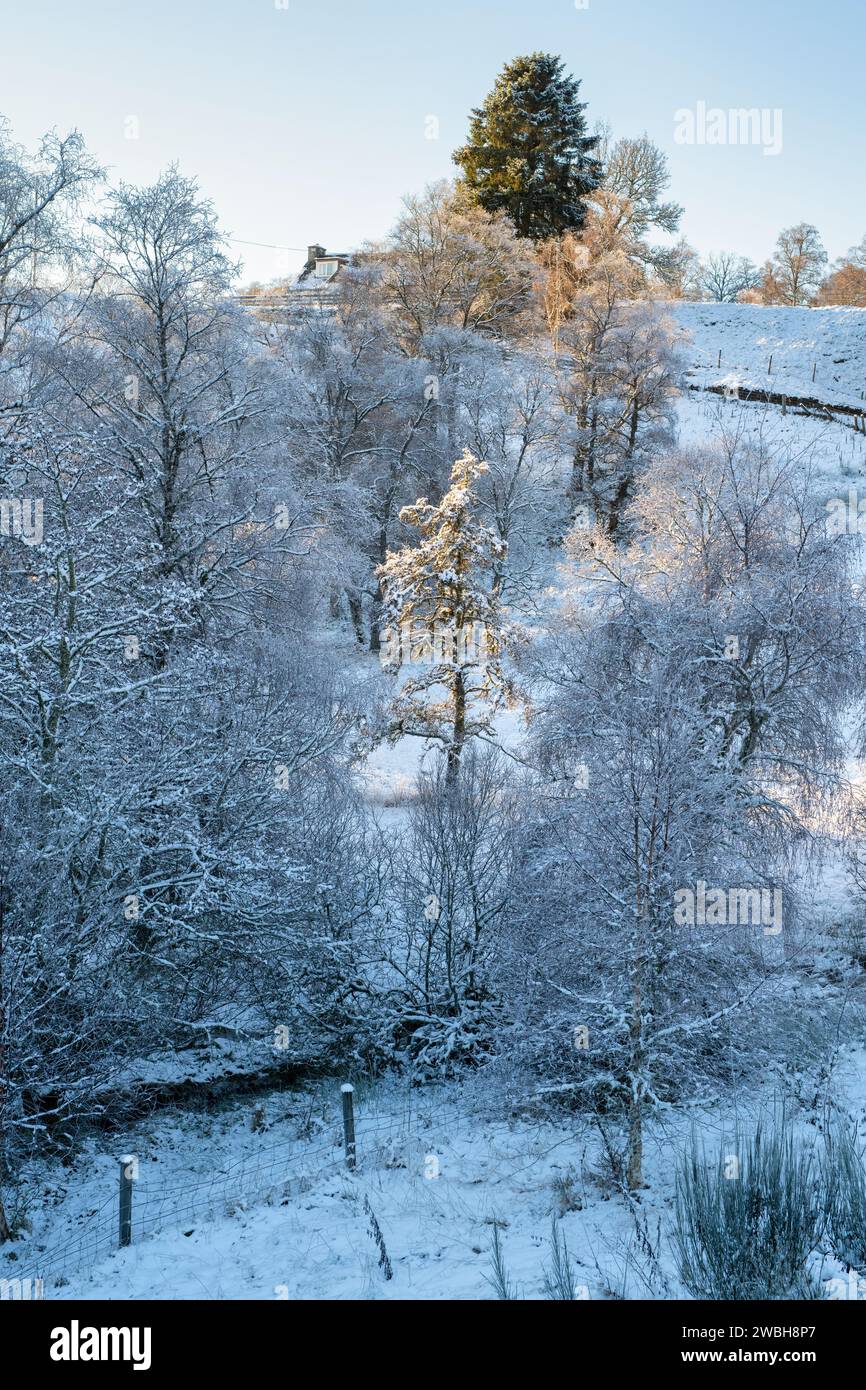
[626,395,640,460]
[626,1083,643,1191]
[608,398,641,539]
[0,887,11,1242]
[608,474,632,539]
[446,668,466,787]
[626,894,648,1190]
[369,520,390,654]
[346,588,365,646]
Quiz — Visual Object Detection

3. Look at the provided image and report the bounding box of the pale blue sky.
[4,0,864,283]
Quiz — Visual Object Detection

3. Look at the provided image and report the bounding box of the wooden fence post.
[341,1084,356,1170]
[119,1155,135,1247]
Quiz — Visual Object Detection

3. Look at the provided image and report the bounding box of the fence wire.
[12,1086,480,1292]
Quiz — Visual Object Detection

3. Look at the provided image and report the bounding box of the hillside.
[670,301,866,415]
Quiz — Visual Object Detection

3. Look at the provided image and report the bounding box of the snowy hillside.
[670,302,866,414]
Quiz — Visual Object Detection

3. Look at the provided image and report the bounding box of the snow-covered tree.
[68,169,281,662]
[453,338,563,596]
[0,117,101,370]
[378,450,514,784]
[632,424,865,789]
[559,261,683,533]
[502,420,866,1187]
[375,747,518,1073]
[512,598,776,1190]
[377,181,538,351]
[0,160,386,1191]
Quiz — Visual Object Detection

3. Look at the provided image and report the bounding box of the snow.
[675,390,866,502]
[7,300,866,1305]
[669,301,866,413]
[9,1037,866,1301]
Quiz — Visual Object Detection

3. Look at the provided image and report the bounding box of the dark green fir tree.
[452,52,602,240]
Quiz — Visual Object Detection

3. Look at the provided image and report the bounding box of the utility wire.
[228,237,308,252]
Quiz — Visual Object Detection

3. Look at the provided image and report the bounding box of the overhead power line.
[228,237,308,252]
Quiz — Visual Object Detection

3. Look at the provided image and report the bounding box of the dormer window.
[314,258,338,280]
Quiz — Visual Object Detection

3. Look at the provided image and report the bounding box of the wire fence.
[11,1085,478,1293]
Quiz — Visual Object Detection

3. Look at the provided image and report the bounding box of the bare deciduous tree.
[0,119,101,368]
[376,181,539,350]
[700,251,760,303]
[760,223,828,305]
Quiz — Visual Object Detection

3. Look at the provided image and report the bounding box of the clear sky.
[3,0,864,283]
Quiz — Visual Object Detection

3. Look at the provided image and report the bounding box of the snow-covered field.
[6,1036,866,1302]
[676,390,866,502]
[670,301,866,413]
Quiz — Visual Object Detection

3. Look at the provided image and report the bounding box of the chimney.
[306,243,326,271]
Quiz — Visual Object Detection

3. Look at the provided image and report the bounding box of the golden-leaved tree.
[378,451,514,785]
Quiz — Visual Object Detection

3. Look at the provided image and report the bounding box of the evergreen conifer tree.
[378,451,513,784]
[452,53,601,240]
